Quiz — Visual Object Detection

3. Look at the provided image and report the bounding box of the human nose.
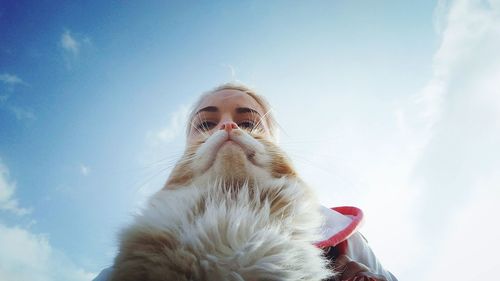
[220,121,238,133]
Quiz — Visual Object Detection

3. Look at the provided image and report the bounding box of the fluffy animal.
[109,116,334,281]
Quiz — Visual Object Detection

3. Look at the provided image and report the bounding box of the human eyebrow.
[195,106,219,115]
[235,107,261,116]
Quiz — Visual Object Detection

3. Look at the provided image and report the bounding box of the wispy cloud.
[146,105,190,145]
[386,0,500,279]
[79,164,90,176]
[0,73,26,98]
[59,29,91,68]
[0,73,24,86]
[281,1,500,279]
[0,73,35,121]
[0,223,96,281]
[140,104,190,201]
[60,30,80,56]
[8,105,36,121]
[0,158,31,216]
[414,0,500,222]
[0,157,95,281]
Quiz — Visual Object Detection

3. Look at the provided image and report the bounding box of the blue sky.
[1,1,500,280]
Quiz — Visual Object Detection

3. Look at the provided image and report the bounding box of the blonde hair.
[186,83,279,141]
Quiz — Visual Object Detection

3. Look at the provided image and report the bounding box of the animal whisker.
[251,108,273,135]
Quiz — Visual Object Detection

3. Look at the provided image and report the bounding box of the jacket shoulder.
[315,206,364,248]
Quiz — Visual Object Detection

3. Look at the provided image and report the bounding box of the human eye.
[238,120,256,130]
[196,120,217,131]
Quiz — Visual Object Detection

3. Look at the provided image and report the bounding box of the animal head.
[165,84,296,189]
[109,84,332,281]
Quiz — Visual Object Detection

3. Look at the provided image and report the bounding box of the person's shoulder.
[92,266,113,281]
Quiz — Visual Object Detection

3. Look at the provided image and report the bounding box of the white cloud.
[60,30,80,56]
[0,224,96,281]
[413,0,500,225]
[0,73,25,101]
[59,29,91,69]
[408,0,500,141]
[277,1,500,280]
[139,105,190,202]
[0,73,24,86]
[0,158,95,281]
[0,159,31,216]
[8,105,36,121]
[80,164,90,176]
[147,105,190,145]
[383,0,500,279]
[0,73,35,121]
[421,175,500,280]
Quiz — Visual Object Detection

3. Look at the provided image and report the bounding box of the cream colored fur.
[110,116,334,280]
[110,179,333,281]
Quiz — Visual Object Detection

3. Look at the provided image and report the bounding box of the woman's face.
[187,89,272,144]
[164,89,291,189]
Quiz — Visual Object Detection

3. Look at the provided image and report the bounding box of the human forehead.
[195,89,265,115]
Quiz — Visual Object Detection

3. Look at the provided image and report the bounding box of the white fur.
[191,129,272,185]
[112,128,334,280]
[130,180,333,281]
